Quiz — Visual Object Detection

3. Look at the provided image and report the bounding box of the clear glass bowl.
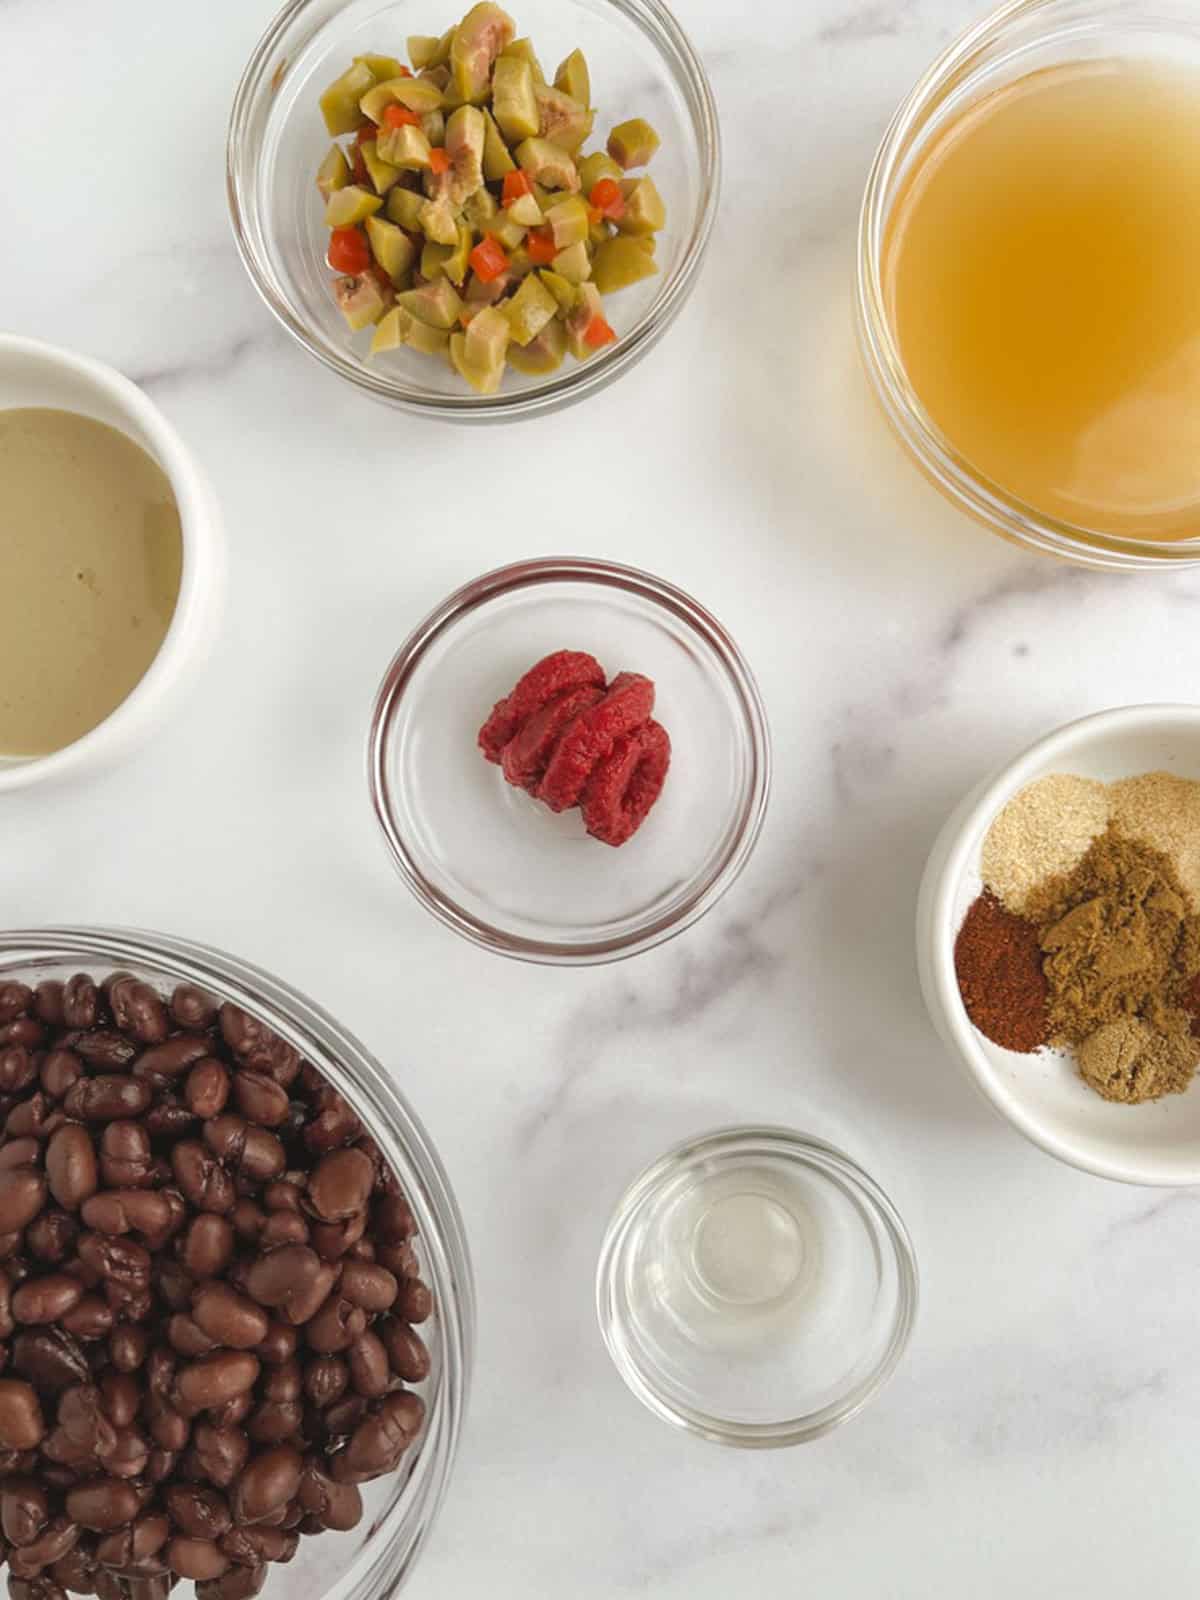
[856,0,1200,569]
[368,557,771,965]
[0,926,473,1600]
[596,1129,918,1447]
[228,0,719,421]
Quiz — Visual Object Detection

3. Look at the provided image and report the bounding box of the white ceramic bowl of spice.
[0,335,225,792]
[918,704,1200,1186]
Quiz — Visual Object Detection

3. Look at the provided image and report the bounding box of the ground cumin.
[1025,827,1200,1102]
[1077,1017,1197,1102]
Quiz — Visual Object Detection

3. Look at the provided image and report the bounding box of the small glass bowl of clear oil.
[858,0,1200,569]
[596,1129,917,1446]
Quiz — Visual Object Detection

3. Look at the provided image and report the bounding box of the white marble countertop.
[5,0,1200,1595]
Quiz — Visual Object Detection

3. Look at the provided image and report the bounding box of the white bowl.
[0,335,225,792]
[918,704,1200,1187]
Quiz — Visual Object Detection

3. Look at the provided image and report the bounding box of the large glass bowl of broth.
[857,0,1200,569]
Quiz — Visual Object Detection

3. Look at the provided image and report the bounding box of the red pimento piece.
[581,720,671,847]
[328,226,371,275]
[396,65,414,77]
[589,178,625,221]
[470,236,510,283]
[382,104,421,129]
[351,145,370,185]
[429,146,451,175]
[527,228,558,266]
[477,650,606,764]
[537,672,656,813]
[502,170,534,206]
[584,314,617,348]
[355,123,379,144]
[501,684,606,793]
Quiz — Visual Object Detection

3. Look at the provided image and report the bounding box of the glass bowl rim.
[0,924,474,1600]
[855,0,1200,569]
[595,1125,919,1448]
[366,555,773,966]
[227,0,721,422]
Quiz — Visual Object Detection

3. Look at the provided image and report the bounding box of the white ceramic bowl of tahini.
[918,704,1200,1187]
[0,335,225,793]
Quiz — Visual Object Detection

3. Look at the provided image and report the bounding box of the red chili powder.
[954,890,1049,1053]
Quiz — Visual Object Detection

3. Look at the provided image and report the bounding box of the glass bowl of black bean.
[0,926,473,1600]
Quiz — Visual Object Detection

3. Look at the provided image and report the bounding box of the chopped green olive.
[355,54,406,81]
[450,331,504,393]
[430,25,457,67]
[564,283,604,360]
[316,144,351,200]
[507,314,565,373]
[366,215,418,283]
[445,104,486,203]
[551,239,591,284]
[464,185,500,227]
[334,272,389,330]
[538,268,577,311]
[607,117,660,169]
[515,137,579,191]
[451,2,516,104]
[405,317,453,357]
[506,192,543,227]
[488,212,526,250]
[421,239,453,280]
[325,185,383,227]
[466,304,511,366]
[377,123,433,170]
[481,107,517,180]
[617,175,665,236]
[407,35,442,69]
[386,186,426,230]
[361,141,404,195]
[492,56,539,143]
[545,194,590,249]
[370,305,408,353]
[398,275,465,329]
[502,271,557,345]
[372,304,452,356]
[553,49,590,108]
[418,194,459,245]
[421,108,447,146]
[465,270,508,306]
[578,150,622,191]
[426,222,475,286]
[507,242,533,278]
[534,84,593,154]
[319,61,375,136]
[591,234,659,293]
[361,75,445,121]
[500,37,545,81]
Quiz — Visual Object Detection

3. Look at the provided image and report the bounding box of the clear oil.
[883,59,1200,541]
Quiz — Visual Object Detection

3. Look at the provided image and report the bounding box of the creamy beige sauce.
[0,408,183,757]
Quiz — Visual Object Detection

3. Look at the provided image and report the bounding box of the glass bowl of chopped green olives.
[228,0,719,419]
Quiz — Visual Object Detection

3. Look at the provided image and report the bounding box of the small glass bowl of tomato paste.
[368,558,771,964]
